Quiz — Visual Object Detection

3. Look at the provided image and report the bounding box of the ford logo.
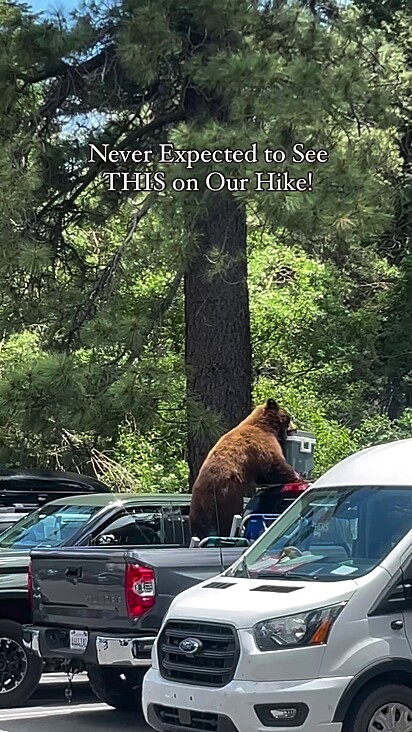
[178,637,203,655]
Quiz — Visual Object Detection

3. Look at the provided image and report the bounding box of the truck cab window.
[93,512,161,546]
[162,505,191,546]
[92,504,191,547]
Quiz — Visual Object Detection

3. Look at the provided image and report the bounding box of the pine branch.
[124,265,184,368]
[89,447,138,492]
[36,108,185,227]
[99,265,184,383]
[59,191,159,349]
[19,39,116,88]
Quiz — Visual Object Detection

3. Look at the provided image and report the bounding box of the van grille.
[154,706,218,731]
[158,620,239,687]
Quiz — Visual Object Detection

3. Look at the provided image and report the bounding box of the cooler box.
[285,429,316,478]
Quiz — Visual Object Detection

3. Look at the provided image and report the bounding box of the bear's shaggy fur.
[189,399,297,540]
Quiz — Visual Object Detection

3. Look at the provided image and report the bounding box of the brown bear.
[189,398,298,540]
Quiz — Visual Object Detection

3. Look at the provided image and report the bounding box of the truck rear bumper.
[22,625,155,667]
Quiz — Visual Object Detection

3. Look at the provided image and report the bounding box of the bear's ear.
[266,398,279,411]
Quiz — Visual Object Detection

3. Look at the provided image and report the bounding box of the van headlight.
[253,603,345,651]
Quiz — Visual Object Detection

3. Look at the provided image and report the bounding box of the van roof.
[313,438,412,488]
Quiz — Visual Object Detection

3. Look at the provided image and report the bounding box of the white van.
[142,439,412,732]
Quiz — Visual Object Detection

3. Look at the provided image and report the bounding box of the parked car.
[0,491,194,706]
[238,480,309,541]
[0,469,113,533]
[0,468,111,503]
[142,438,412,732]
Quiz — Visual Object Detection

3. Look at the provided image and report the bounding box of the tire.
[87,665,147,711]
[349,683,412,732]
[0,619,43,707]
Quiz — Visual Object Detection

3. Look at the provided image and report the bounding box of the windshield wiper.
[255,572,320,581]
[240,554,251,578]
[228,554,250,578]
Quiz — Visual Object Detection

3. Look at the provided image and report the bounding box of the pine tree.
[0,0,408,486]
[351,0,412,419]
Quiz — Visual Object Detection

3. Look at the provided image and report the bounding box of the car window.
[0,503,103,549]
[93,503,190,546]
[0,520,17,533]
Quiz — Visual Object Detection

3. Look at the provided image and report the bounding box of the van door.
[396,554,412,654]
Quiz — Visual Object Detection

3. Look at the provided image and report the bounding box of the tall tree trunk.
[185,192,252,489]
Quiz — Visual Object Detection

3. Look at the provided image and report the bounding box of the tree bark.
[185,192,252,489]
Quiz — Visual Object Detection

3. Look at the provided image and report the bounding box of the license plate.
[69,630,88,650]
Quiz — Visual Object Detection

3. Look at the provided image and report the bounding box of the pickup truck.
[24,545,245,711]
[0,491,194,707]
[22,481,309,711]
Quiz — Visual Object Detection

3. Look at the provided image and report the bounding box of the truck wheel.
[0,620,43,707]
[349,683,412,732]
[87,666,146,711]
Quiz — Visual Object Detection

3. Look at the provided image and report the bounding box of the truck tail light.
[27,560,33,609]
[125,563,156,618]
[281,481,309,495]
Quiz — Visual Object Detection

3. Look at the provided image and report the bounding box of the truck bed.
[30,546,243,634]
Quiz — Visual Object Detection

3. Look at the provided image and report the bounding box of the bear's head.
[265,398,294,441]
[249,399,294,444]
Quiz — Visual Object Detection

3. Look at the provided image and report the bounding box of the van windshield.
[0,503,102,549]
[226,486,412,581]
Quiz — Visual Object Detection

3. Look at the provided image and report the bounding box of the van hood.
[167,576,358,629]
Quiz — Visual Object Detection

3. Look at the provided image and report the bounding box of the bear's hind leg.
[213,487,243,537]
[189,513,216,541]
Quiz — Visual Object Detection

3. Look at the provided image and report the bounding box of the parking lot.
[0,675,150,732]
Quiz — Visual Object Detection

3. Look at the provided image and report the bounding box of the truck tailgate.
[30,546,242,633]
[30,548,132,632]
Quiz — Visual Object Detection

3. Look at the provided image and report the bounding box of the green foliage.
[0,0,410,488]
[354,411,412,448]
[108,426,189,493]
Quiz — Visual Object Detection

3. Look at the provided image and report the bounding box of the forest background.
[0,0,410,492]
